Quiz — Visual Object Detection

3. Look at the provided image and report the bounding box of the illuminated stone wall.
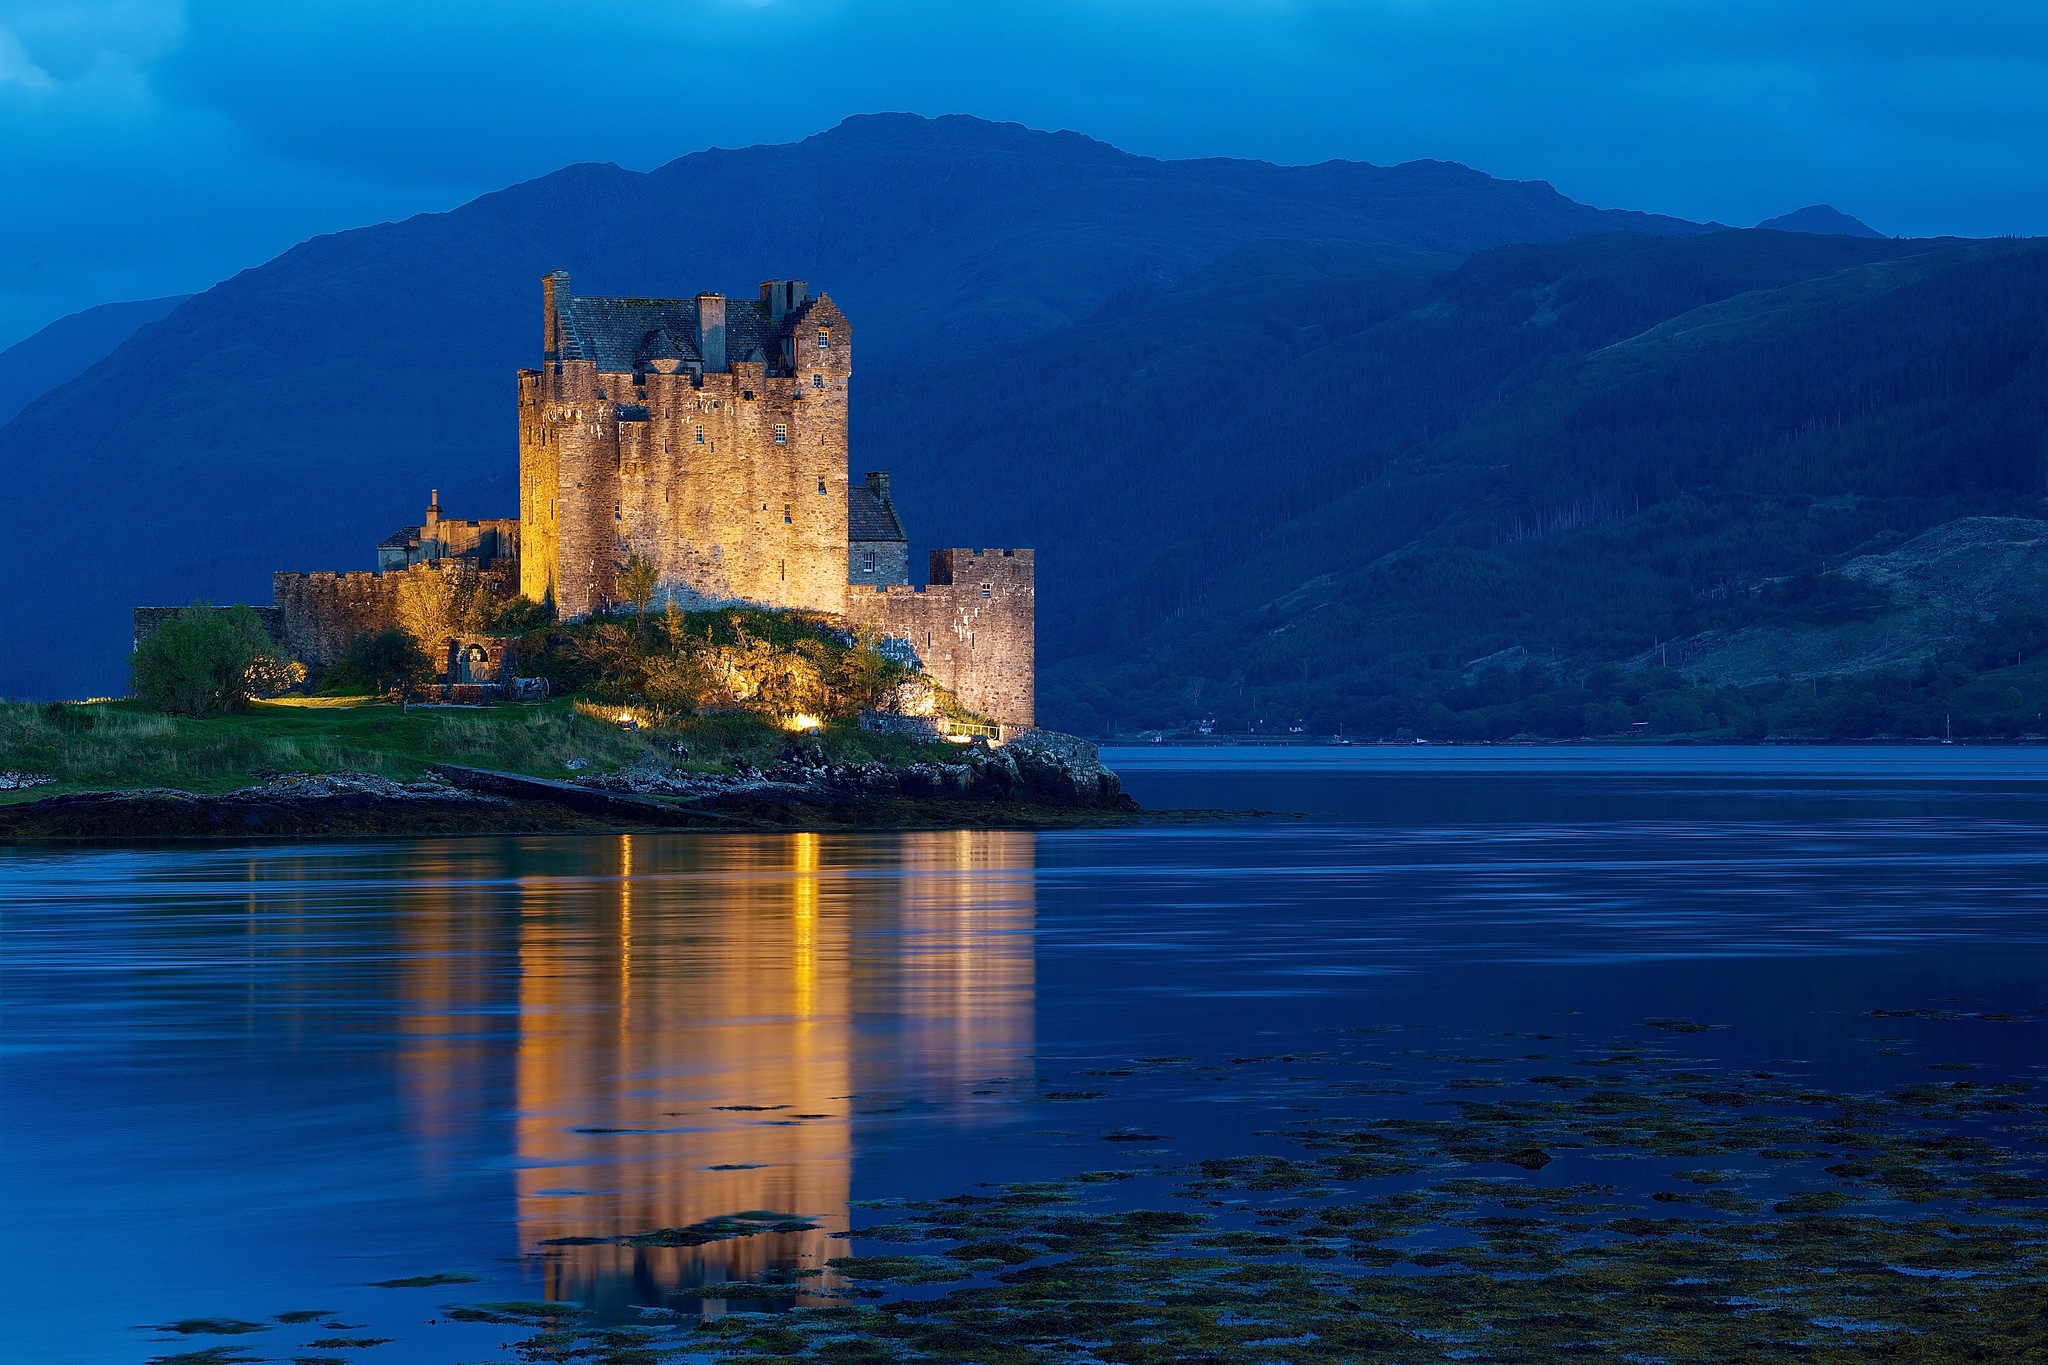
[519,281,852,621]
[269,559,516,670]
[846,549,1036,728]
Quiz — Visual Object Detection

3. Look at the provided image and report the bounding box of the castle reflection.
[491,831,1035,1315]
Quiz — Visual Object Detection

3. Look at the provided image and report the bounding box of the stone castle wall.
[519,296,853,621]
[848,538,910,588]
[272,560,516,670]
[846,549,1035,728]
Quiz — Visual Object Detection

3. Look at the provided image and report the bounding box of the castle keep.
[135,275,1034,728]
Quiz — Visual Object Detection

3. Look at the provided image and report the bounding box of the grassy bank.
[0,698,958,805]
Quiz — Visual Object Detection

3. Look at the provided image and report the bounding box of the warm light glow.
[784,713,822,731]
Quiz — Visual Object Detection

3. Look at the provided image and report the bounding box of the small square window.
[774,423,788,443]
[812,373,824,388]
[981,583,992,598]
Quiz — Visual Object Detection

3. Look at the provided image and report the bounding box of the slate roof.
[557,294,827,374]
[849,483,907,542]
[379,525,422,550]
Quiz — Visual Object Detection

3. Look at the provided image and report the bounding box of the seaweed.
[170,1028,2048,1364]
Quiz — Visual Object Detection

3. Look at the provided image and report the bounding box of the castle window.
[817,478,826,494]
[812,373,823,389]
[783,504,792,524]
[695,425,704,444]
[774,424,788,444]
[982,583,992,598]
[817,329,830,350]
[863,548,877,572]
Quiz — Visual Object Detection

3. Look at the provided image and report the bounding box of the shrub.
[326,629,435,697]
[130,602,287,717]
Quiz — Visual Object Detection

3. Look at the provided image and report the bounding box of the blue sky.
[3,0,2045,348]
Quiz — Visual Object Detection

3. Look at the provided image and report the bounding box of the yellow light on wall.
[783,713,822,732]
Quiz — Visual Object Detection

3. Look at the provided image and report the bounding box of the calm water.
[5,748,2048,1363]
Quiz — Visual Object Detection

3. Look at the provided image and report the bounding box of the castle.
[135,275,1034,728]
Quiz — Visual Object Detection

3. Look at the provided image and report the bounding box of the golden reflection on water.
[500,830,1034,1315]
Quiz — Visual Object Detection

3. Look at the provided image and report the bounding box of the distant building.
[376,490,518,572]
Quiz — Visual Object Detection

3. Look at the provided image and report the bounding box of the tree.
[393,567,459,650]
[835,622,905,714]
[130,602,284,716]
[618,552,661,631]
[330,628,434,698]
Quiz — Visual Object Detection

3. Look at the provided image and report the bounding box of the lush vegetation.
[128,602,304,716]
[0,696,956,805]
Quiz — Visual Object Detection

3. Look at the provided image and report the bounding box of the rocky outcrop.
[572,729,1134,811]
[0,771,620,840]
[1004,729,1130,806]
[0,737,1136,842]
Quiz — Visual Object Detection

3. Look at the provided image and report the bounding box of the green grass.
[0,699,960,805]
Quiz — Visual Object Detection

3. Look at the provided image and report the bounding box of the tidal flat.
[6,750,2047,1364]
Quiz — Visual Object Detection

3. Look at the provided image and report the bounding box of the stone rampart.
[273,560,516,670]
[845,549,1035,728]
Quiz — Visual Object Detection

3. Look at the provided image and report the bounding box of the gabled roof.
[379,525,422,550]
[849,483,906,542]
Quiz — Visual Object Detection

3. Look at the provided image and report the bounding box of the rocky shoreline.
[0,730,1149,841]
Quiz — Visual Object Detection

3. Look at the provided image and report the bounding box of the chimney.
[543,271,570,363]
[696,292,726,372]
[865,471,892,500]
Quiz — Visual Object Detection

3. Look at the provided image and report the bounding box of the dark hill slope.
[0,295,192,425]
[854,232,2048,734]
[0,114,1706,699]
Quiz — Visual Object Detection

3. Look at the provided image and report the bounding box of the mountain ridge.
[0,113,1714,699]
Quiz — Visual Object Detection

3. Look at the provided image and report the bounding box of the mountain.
[1638,518,2048,688]
[0,295,192,425]
[854,229,2048,735]
[1755,205,1884,238]
[0,113,1713,700]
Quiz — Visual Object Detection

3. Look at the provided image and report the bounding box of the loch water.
[5,748,2048,1364]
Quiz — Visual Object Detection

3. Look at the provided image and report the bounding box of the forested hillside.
[0,114,1708,700]
[861,231,2048,737]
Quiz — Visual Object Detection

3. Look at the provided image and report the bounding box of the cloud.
[4,0,2047,345]
[0,24,56,88]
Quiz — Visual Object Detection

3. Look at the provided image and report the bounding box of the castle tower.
[518,273,852,619]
